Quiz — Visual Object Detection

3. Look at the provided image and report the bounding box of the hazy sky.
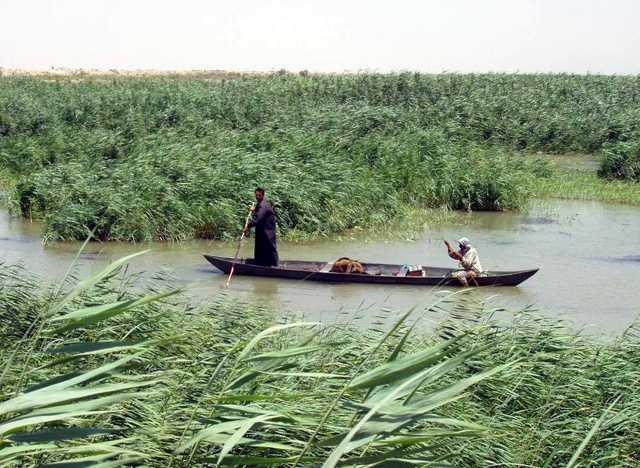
[1,0,639,74]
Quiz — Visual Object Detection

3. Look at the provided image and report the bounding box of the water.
[1,200,639,335]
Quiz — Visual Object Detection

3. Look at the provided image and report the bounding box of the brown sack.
[330,257,366,274]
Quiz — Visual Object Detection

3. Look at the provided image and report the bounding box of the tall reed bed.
[7,127,545,241]
[0,73,596,240]
[1,256,639,466]
[2,73,640,152]
[599,139,640,181]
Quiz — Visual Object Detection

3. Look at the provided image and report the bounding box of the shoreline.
[1,166,639,244]
[3,67,639,78]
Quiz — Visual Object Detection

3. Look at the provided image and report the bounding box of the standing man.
[444,237,483,286]
[244,187,279,267]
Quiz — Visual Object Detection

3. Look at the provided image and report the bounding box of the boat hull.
[203,255,538,287]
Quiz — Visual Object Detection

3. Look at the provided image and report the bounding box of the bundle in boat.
[329,257,366,274]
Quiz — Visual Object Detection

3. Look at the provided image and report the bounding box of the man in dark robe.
[244,187,279,266]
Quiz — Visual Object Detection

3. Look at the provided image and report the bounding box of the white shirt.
[460,246,483,273]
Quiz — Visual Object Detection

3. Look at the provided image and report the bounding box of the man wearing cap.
[444,237,483,286]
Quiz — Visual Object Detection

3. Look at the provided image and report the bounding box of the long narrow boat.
[203,255,538,287]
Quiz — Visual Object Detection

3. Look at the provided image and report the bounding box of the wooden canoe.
[203,255,538,287]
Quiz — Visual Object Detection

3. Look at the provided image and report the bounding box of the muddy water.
[1,200,639,335]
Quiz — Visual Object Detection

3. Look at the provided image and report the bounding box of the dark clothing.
[248,200,278,266]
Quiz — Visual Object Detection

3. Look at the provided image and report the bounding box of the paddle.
[226,202,256,288]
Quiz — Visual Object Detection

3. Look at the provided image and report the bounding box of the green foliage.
[2,255,640,466]
[1,72,638,240]
[533,154,640,205]
[0,254,167,466]
[0,263,42,339]
[599,139,640,181]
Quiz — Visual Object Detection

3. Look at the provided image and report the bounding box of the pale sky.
[1,0,639,74]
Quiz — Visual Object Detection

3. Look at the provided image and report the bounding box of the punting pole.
[226,203,255,288]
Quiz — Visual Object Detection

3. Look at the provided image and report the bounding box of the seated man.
[444,237,483,286]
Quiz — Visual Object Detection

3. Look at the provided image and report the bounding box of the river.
[1,199,639,335]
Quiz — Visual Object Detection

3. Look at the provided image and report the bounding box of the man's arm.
[444,240,463,261]
[248,202,271,228]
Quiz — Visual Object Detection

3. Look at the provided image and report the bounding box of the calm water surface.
[1,200,639,335]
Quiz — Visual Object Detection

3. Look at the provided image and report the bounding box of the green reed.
[6,72,640,240]
[1,255,639,466]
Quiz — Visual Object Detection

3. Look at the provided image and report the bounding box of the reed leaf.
[49,250,150,315]
[49,290,179,334]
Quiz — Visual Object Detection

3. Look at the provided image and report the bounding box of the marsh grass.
[1,253,639,466]
[6,72,637,241]
[284,205,456,243]
[535,170,640,205]
[3,126,542,242]
[599,139,640,181]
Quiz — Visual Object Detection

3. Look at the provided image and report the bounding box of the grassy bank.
[534,154,640,205]
[2,73,639,241]
[537,171,640,205]
[1,256,639,466]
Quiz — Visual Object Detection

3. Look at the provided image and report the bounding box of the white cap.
[457,237,471,247]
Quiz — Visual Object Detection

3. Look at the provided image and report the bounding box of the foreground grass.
[1,256,639,466]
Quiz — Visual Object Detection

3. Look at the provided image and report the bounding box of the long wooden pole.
[226,203,256,288]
